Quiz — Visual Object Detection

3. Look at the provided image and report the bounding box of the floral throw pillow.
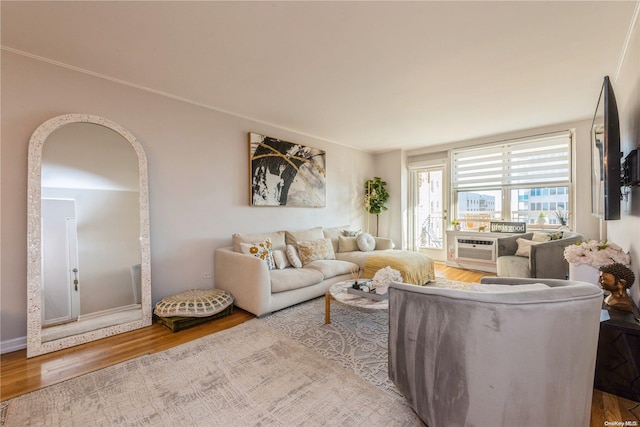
[548,231,564,241]
[240,238,275,269]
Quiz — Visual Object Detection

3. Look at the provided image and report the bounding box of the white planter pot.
[569,264,600,286]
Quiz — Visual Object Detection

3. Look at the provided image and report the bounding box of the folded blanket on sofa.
[363,251,435,285]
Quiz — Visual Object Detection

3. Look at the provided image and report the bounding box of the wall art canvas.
[249,133,326,207]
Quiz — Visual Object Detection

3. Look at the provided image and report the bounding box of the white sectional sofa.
[214,226,395,316]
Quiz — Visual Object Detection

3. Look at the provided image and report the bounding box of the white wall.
[1,51,375,344]
[373,150,406,249]
[607,9,640,305]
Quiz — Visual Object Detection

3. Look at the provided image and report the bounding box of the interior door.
[412,166,447,261]
[67,216,80,320]
[42,199,79,325]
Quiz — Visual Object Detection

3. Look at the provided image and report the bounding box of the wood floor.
[2,263,638,426]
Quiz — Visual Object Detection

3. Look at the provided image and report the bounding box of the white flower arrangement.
[563,240,630,268]
[371,266,403,290]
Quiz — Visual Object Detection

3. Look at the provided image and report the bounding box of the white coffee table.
[324,281,388,324]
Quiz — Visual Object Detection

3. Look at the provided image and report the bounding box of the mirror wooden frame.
[27,114,151,357]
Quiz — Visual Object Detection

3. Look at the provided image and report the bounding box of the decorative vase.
[569,264,600,286]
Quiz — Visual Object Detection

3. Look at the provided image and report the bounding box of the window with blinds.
[452,132,571,190]
[450,131,573,228]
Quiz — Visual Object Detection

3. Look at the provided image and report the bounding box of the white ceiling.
[2,1,638,153]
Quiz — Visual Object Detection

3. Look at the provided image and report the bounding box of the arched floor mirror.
[27,114,151,357]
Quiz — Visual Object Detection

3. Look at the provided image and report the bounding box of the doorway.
[410,166,447,261]
[41,198,80,326]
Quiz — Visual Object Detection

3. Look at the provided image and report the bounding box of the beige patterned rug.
[260,277,471,398]
[1,320,423,426]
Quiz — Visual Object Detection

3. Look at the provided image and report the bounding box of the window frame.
[450,131,573,230]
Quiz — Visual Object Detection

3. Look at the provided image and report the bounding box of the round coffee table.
[325,281,388,324]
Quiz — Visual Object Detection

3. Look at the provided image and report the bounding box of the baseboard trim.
[1,336,27,354]
[77,304,141,322]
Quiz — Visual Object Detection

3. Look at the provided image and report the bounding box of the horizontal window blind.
[452,131,572,190]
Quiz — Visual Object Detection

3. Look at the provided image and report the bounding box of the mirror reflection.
[27,114,151,357]
[40,123,142,342]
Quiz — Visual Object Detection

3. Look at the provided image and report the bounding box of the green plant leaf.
[364,177,390,215]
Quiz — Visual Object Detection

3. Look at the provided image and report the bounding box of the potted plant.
[364,177,390,236]
[554,211,570,230]
[537,212,549,226]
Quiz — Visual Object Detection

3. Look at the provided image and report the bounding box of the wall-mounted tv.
[591,76,621,220]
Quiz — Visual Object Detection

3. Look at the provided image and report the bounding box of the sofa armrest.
[374,237,394,250]
[214,247,272,316]
[497,233,533,257]
[529,234,583,279]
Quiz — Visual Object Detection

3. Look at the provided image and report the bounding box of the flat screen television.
[591,76,621,220]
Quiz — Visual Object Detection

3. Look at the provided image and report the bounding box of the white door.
[67,217,80,319]
[411,166,447,261]
[42,199,80,325]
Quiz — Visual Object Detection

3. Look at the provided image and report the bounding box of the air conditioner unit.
[455,237,496,263]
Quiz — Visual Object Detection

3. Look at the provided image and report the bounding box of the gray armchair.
[496,231,583,279]
[388,277,603,427]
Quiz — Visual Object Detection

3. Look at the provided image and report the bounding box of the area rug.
[1,320,423,426]
[259,277,471,399]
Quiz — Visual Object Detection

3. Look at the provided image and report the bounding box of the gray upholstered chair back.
[496,231,583,279]
[388,277,602,427]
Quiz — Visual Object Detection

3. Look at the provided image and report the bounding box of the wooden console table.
[594,304,640,402]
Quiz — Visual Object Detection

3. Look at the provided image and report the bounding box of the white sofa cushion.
[285,227,324,246]
[233,230,286,252]
[515,238,542,257]
[272,249,291,269]
[270,268,324,293]
[304,259,359,280]
[532,232,551,242]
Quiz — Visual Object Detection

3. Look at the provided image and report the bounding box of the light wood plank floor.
[2,263,638,426]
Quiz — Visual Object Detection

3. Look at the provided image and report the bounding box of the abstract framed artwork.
[249,132,326,207]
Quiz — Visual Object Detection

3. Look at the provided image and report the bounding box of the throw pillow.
[356,233,376,252]
[296,238,336,265]
[470,283,550,292]
[232,231,286,252]
[322,225,350,254]
[240,238,275,269]
[272,249,291,270]
[342,229,362,237]
[286,244,303,268]
[548,231,564,241]
[515,238,542,257]
[532,232,551,242]
[338,235,360,252]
